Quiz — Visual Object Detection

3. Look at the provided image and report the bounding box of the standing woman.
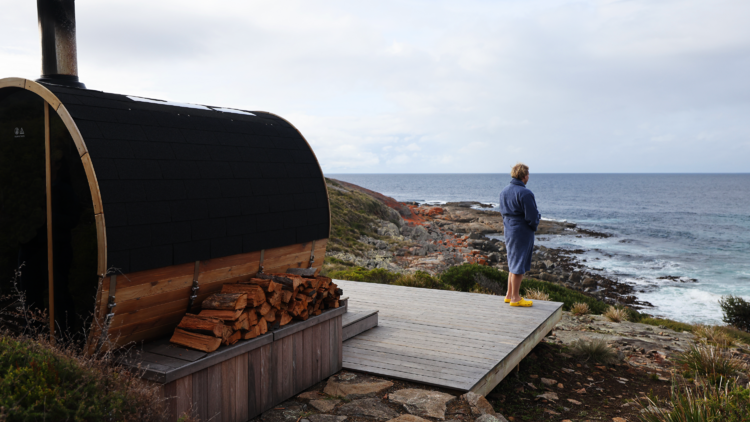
[499,163,540,307]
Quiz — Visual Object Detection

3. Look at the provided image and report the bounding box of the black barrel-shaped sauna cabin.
[0,77,330,350]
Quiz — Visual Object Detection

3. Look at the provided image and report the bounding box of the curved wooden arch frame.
[0,77,107,276]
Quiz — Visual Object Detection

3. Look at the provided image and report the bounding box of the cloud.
[1,0,749,172]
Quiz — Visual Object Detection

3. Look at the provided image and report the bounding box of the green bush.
[0,336,165,421]
[393,271,453,290]
[440,264,508,292]
[328,267,401,284]
[720,295,750,332]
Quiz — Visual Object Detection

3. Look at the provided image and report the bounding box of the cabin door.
[0,88,97,339]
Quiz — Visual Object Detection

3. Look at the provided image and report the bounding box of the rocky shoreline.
[326,179,650,310]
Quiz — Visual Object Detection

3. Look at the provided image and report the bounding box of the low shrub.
[570,339,619,364]
[441,264,508,292]
[636,316,695,333]
[603,306,628,323]
[720,295,750,332]
[328,267,401,284]
[0,335,166,421]
[571,302,590,316]
[638,379,750,422]
[675,344,744,385]
[393,271,454,290]
[717,325,750,346]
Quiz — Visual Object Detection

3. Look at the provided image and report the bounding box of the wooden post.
[44,101,54,343]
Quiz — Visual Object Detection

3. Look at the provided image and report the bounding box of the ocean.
[327,173,750,325]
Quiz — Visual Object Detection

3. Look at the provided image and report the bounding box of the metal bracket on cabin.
[187,261,200,312]
[95,274,117,354]
[258,249,265,274]
[308,240,316,268]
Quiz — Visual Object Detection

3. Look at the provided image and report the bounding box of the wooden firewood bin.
[119,305,345,422]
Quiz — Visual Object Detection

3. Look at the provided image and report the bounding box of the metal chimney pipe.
[36,0,85,88]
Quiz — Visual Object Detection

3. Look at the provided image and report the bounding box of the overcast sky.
[2,0,749,173]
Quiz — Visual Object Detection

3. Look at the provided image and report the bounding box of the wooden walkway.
[336,280,562,395]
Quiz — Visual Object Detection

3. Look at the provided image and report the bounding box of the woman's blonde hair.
[511,163,529,180]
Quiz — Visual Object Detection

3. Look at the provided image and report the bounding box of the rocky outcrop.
[388,389,455,420]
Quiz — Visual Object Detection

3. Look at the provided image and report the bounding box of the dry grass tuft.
[571,302,590,316]
[694,324,735,349]
[676,343,745,384]
[570,339,619,364]
[524,288,550,301]
[603,306,628,323]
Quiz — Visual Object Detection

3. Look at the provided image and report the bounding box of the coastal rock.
[582,278,597,288]
[389,389,455,419]
[461,392,495,416]
[310,399,340,412]
[475,414,509,422]
[339,399,399,420]
[323,378,393,397]
[385,416,431,422]
[308,416,347,422]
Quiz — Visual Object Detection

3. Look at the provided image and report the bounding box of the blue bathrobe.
[499,178,541,274]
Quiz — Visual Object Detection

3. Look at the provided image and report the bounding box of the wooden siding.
[159,314,342,422]
[92,239,327,351]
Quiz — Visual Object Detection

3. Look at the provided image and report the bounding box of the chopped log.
[202,292,248,310]
[285,267,320,277]
[281,290,293,303]
[241,278,280,293]
[241,325,260,340]
[302,287,317,298]
[263,308,277,323]
[221,284,266,307]
[223,330,241,346]
[232,312,250,331]
[256,302,272,316]
[279,311,292,326]
[258,318,268,335]
[199,309,243,321]
[268,290,282,307]
[313,309,322,316]
[256,273,305,290]
[222,325,234,341]
[177,314,225,337]
[170,328,221,352]
[245,309,259,325]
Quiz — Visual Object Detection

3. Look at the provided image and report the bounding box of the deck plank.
[337,279,562,393]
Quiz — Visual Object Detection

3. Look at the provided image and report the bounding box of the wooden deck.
[336,280,563,395]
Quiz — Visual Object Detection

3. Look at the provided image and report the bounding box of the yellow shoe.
[504,298,511,303]
[510,298,533,307]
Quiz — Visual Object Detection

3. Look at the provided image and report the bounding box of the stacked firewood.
[170,273,342,352]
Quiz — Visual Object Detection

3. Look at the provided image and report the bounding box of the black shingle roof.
[43,84,329,274]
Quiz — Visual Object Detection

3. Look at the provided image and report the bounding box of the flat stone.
[461,392,495,416]
[298,391,325,400]
[310,399,340,413]
[476,414,509,422]
[389,389,455,420]
[386,415,431,422]
[536,392,559,401]
[308,415,348,422]
[324,378,394,397]
[339,398,400,421]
